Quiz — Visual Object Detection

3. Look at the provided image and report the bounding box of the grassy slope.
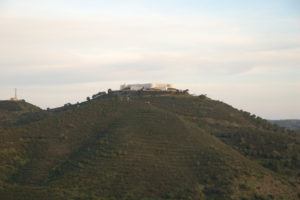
[0,94,299,200]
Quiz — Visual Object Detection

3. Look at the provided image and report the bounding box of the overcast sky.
[0,0,299,119]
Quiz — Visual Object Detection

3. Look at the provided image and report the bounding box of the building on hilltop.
[120,83,175,91]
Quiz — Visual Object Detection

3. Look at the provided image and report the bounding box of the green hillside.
[0,100,40,112]
[0,100,43,127]
[0,92,299,200]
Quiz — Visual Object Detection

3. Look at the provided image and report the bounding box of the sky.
[0,0,299,119]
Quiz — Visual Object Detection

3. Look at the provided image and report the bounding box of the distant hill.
[0,100,43,127]
[0,100,40,112]
[0,92,299,200]
[269,119,300,131]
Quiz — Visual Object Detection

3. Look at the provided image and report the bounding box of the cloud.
[1,15,299,78]
[0,15,256,85]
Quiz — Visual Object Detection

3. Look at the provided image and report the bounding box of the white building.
[120,83,174,91]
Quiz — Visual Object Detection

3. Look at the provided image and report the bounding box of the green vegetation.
[0,93,299,200]
[0,100,42,127]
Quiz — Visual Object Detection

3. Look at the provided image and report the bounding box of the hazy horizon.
[0,0,299,119]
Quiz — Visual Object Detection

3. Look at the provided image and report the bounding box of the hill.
[0,100,40,112]
[0,92,299,200]
[0,100,44,127]
[269,119,300,131]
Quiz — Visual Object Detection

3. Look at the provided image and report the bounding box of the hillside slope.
[0,93,299,200]
[147,95,300,183]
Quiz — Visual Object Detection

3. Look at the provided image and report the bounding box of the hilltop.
[0,91,299,200]
[0,100,42,127]
[0,100,40,112]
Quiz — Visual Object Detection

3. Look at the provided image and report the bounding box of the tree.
[87,97,90,101]
[183,89,189,94]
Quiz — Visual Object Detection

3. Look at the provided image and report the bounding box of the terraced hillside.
[0,92,299,200]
